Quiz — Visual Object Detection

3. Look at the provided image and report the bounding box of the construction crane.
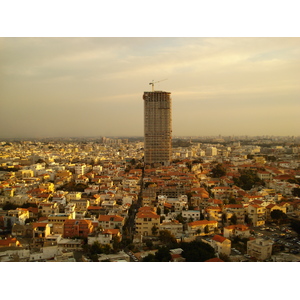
[149,79,167,92]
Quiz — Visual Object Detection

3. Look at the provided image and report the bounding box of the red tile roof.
[188,220,217,227]
[205,257,224,262]
[212,235,227,243]
[98,215,124,222]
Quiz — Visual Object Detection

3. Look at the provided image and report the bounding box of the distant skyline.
[1,37,300,139]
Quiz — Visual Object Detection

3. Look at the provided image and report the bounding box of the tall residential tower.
[143,90,172,166]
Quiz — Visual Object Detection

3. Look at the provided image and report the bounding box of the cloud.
[0,37,300,138]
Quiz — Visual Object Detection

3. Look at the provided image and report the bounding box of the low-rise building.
[182,210,200,222]
[48,213,72,235]
[88,229,121,246]
[247,238,273,261]
[135,207,160,237]
[63,219,94,238]
[7,208,30,225]
[98,214,125,232]
[159,220,183,239]
[32,222,51,246]
[187,220,218,236]
[211,235,231,256]
[38,202,59,217]
[247,204,266,227]
[223,224,250,239]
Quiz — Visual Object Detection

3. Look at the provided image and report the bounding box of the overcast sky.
[1,37,300,138]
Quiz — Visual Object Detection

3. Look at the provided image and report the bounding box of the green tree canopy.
[233,170,265,190]
[290,219,300,235]
[179,240,215,262]
[211,164,226,178]
[158,230,177,246]
[142,246,171,262]
[270,209,287,224]
[230,214,238,225]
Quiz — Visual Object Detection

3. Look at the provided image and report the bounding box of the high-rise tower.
[143,90,172,166]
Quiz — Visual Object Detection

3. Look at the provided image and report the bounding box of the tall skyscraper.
[143,90,172,165]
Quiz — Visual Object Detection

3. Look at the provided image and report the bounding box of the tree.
[204,225,209,234]
[164,207,170,215]
[228,196,237,204]
[292,188,300,197]
[176,213,184,223]
[290,219,300,235]
[156,206,161,215]
[142,246,171,262]
[230,214,238,225]
[158,230,177,246]
[200,211,205,220]
[244,213,252,225]
[211,164,226,178]
[2,203,18,210]
[142,253,157,262]
[222,213,227,225]
[270,209,287,224]
[151,225,159,236]
[112,236,121,252]
[6,218,13,231]
[233,169,265,191]
[180,240,215,262]
[145,240,153,249]
[154,246,172,262]
[160,216,166,223]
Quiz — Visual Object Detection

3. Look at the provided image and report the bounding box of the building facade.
[247,238,273,261]
[143,90,172,166]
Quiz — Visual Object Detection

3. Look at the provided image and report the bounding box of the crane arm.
[149,79,167,91]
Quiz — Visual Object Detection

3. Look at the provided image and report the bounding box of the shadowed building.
[143,90,172,166]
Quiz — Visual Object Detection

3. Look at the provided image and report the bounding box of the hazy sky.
[1,37,300,138]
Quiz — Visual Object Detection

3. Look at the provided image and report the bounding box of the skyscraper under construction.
[143,89,172,166]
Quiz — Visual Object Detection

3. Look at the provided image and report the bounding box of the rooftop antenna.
[149,79,167,92]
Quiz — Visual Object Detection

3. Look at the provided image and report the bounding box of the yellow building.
[247,204,266,227]
[187,220,218,236]
[135,207,160,237]
[17,169,34,179]
[254,156,266,164]
[211,235,231,256]
[39,182,55,193]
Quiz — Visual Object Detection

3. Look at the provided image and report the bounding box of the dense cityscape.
[1,37,299,266]
[1,133,300,262]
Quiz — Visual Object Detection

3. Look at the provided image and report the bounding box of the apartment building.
[63,219,93,238]
[247,238,273,261]
[187,220,218,236]
[38,202,59,217]
[135,206,160,237]
[159,220,183,238]
[223,204,245,224]
[247,204,266,226]
[48,213,72,235]
[223,224,251,239]
[98,215,125,231]
[211,235,231,256]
